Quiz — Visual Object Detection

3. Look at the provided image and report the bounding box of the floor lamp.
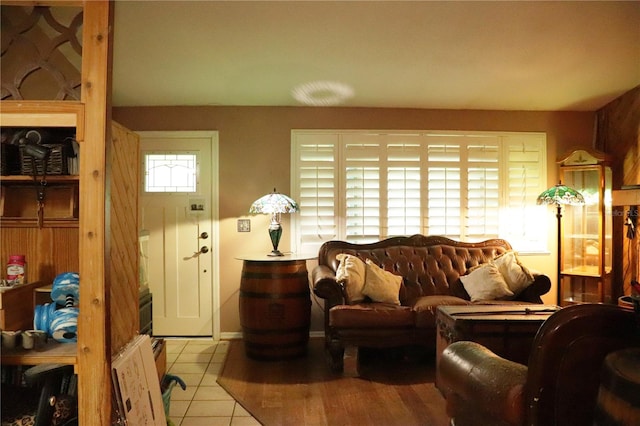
[537,182,585,304]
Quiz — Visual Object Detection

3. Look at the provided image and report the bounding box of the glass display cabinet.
[559,148,613,305]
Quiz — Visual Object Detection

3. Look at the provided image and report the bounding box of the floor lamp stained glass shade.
[537,183,585,305]
[558,149,613,306]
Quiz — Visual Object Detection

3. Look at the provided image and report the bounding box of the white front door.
[139,131,219,337]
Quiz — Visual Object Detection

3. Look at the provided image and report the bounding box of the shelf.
[0,101,85,141]
[565,234,600,239]
[1,179,79,223]
[0,175,79,183]
[562,266,602,277]
[1,341,77,369]
[0,218,79,228]
[562,294,606,305]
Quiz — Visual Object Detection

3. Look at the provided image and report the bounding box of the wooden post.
[78,1,113,424]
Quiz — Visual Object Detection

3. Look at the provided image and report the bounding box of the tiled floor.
[164,338,260,426]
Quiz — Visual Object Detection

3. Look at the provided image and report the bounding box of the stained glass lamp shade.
[536,182,585,302]
[536,183,585,207]
[249,189,299,256]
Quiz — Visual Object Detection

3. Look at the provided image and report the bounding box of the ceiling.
[112,1,640,111]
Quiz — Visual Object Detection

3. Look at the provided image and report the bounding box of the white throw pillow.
[335,253,367,304]
[460,262,514,302]
[493,251,534,296]
[362,259,402,305]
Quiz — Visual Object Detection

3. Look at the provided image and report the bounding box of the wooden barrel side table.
[237,254,314,360]
[594,347,640,426]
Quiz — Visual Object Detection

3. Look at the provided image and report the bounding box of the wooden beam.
[78,1,112,424]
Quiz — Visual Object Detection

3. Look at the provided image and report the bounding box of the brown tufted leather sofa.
[312,235,551,372]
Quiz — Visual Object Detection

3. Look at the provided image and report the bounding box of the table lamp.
[536,182,585,303]
[249,188,299,256]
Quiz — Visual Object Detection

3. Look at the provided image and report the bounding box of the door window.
[144,153,197,193]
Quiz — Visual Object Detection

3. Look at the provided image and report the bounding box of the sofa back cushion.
[318,235,511,298]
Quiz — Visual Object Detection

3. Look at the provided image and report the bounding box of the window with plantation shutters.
[291,130,547,254]
[296,133,337,252]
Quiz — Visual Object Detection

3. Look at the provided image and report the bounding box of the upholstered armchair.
[436,304,640,426]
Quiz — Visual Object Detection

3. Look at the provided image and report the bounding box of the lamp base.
[268,221,283,257]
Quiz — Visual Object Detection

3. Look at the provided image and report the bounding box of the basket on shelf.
[20,143,68,175]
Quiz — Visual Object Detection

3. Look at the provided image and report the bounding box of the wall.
[112,106,595,335]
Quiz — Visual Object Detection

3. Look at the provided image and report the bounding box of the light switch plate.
[237,219,251,232]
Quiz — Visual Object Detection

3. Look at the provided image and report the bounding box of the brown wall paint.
[113,106,595,335]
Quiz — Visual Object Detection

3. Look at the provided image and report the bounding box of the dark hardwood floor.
[218,338,450,426]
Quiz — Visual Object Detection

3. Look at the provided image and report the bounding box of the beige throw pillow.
[460,262,514,302]
[493,251,534,296]
[362,259,402,305]
[335,253,366,304]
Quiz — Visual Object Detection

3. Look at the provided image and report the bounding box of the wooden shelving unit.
[1,3,139,424]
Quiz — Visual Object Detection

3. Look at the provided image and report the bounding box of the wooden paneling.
[109,121,140,354]
[596,85,640,297]
[0,227,79,284]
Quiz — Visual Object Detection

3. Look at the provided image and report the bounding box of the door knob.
[200,232,209,239]
[200,246,209,254]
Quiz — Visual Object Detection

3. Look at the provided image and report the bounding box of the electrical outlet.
[237,219,251,232]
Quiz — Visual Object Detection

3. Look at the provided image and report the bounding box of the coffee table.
[436,304,559,367]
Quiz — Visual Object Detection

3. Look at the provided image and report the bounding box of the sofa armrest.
[437,341,527,426]
[515,274,551,303]
[312,264,345,301]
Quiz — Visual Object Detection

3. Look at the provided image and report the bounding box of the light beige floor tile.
[230,416,261,426]
[164,339,258,426]
[185,400,236,417]
[207,362,223,374]
[169,362,209,375]
[168,416,183,426]
[193,385,235,401]
[166,339,189,353]
[232,404,252,417]
[176,352,214,363]
[200,372,221,386]
[183,342,217,354]
[168,399,190,418]
[214,341,230,353]
[173,372,204,387]
[186,337,217,344]
[180,417,232,426]
[211,352,227,363]
[170,385,197,401]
